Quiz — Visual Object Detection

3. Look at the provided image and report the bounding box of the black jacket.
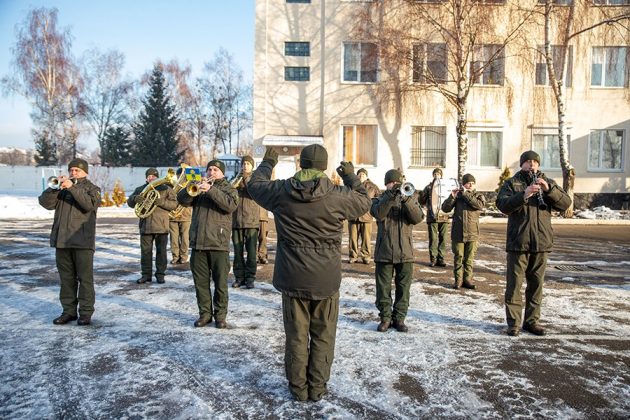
[441,190,485,243]
[38,178,101,250]
[177,178,239,251]
[248,163,371,300]
[128,183,178,234]
[496,170,571,252]
[371,189,425,263]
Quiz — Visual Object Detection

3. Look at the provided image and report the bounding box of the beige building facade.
[254,0,630,200]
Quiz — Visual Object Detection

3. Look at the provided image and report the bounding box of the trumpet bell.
[401,182,415,197]
[48,176,60,190]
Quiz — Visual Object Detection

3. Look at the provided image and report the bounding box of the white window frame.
[588,129,625,172]
[531,129,571,171]
[470,44,505,86]
[341,124,378,166]
[535,45,573,87]
[412,43,448,84]
[591,46,629,88]
[342,42,379,84]
[466,128,503,168]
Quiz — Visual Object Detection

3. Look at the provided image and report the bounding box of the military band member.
[348,168,380,264]
[169,167,192,265]
[420,168,449,267]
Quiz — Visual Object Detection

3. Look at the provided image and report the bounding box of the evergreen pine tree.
[34,131,58,166]
[101,126,132,166]
[131,65,183,166]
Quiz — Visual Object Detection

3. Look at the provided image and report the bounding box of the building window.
[286,0,311,3]
[285,42,310,57]
[537,0,572,4]
[285,67,310,82]
[535,45,573,87]
[410,126,446,167]
[591,47,629,87]
[343,125,377,165]
[467,130,502,167]
[413,43,447,84]
[470,44,505,86]
[593,0,630,4]
[532,133,570,170]
[588,129,624,171]
[343,42,378,83]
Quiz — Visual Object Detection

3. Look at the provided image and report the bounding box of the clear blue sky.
[0,0,254,150]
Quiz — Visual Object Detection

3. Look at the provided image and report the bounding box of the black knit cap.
[357,168,368,176]
[241,155,255,167]
[384,169,403,185]
[520,150,541,166]
[462,173,476,184]
[68,158,89,174]
[300,144,328,170]
[432,167,443,176]
[207,159,225,174]
[145,167,159,178]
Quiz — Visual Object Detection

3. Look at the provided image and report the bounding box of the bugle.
[400,182,415,197]
[186,176,215,197]
[48,175,77,190]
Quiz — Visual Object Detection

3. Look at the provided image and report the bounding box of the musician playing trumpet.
[496,151,571,337]
[39,158,101,326]
[177,160,239,329]
[127,168,178,284]
[441,174,485,290]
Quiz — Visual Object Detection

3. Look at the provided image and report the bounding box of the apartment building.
[253,0,630,204]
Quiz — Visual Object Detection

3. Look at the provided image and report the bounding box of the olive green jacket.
[441,190,485,243]
[496,170,571,253]
[128,183,178,234]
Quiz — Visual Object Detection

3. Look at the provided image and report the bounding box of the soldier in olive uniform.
[232,155,261,289]
[128,168,178,284]
[169,167,192,264]
[419,168,450,267]
[248,145,371,402]
[497,151,571,337]
[177,160,239,329]
[39,158,101,326]
[441,173,485,290]
[372,169,424,333]
[348,168,380,264]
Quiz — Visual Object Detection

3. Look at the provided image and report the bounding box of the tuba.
[168,164,191,219]
[134,174,174,219]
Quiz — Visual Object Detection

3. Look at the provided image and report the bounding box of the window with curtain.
[589,129,625,171]
[591,47,629,87]
[467,130,501,167]
[532,133,570,170]
[343,42,378,83]
[342,125,377,165]
[412,43,447,84]
[470,44,505,85]
[535,45,573,87]
[410,126,446,167]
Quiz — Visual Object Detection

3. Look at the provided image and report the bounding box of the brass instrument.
[400,182,416,197]
[230,172,244,188]
[48,175,77,190]
[134,174,174,219]
[186,176,215,197]
[168,164,191,219]
[530,170,548,211]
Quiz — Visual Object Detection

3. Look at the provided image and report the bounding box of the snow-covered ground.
[0,194,629,418]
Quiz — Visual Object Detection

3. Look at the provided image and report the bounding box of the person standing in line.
[257,205,269,264]
[348,168,380,264]
[371,169,424,333]
[177,159,239,329]
[169,167,192,265]
[496,151,571,337]
[441,173,485,290]
[247,145,371,402]
[127,168,178,284]
[232,155,260,289]
[419,168,449,267]
[39,158,101,326]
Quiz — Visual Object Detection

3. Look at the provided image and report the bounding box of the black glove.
[336,161,355,178]
[263,147,278,168]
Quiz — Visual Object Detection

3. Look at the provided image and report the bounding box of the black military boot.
[377,320,391,332]
[136,277,152,284]
[392,319,409,333]
[462,280,476,289]
[232,280,242,288]
[53,314,78,325]
[194,316,211,328]
[77,315,92,326]
[523,323,546,336]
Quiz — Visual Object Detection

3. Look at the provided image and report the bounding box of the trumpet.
[530,170,548,211]
[48,175,77,190]
[230,172,244,188]
[400,182,415,197]
[186,176,215,197]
